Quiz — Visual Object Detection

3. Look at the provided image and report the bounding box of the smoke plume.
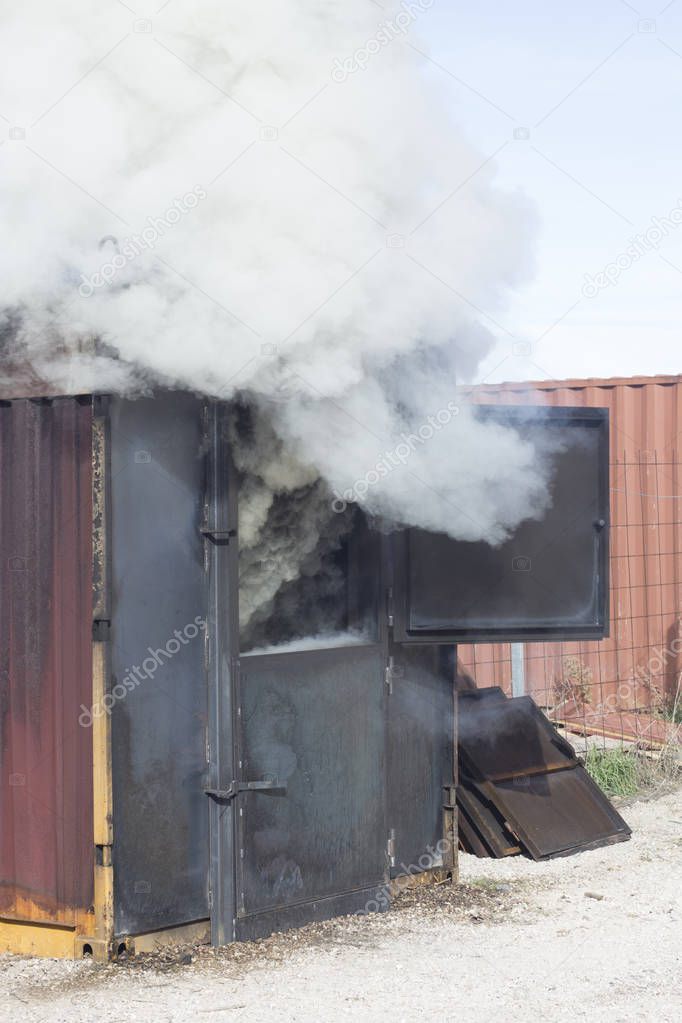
[0,1,547,559]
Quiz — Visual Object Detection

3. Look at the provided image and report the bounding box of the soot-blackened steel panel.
[237,644,386,930]
[0,397,94,923]
[395,406,610,643]
[109,393,208,936]
[458,695,577,782]
[387,644,453,876]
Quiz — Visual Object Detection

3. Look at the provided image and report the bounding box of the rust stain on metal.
[0,397,94,924]
[457,689,631,860]
[91,410,109,621]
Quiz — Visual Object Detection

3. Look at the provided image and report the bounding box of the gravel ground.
[1,785,680,1023]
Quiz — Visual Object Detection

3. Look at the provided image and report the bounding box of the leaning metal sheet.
[476,766,631,860]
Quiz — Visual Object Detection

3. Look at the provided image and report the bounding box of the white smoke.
[0,0,547,551]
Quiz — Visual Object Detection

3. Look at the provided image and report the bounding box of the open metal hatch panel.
[394,405,610,643]
[477,769,632,860]
[458,696,579,781]
[456,689,631,861]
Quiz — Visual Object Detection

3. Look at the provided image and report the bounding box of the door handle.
[200,526,236,544]
[204,778,286,801]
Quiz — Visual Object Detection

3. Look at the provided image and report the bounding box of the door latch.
[200,526,236,544]
[204,778,286,801]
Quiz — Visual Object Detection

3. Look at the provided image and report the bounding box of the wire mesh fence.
[458,451,682,752]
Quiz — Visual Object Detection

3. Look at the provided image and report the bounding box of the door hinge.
[387,587,394,629]
[385,659,393,694]
[387,828,396,868]
[92,619,111,641]
[385,655,401,694]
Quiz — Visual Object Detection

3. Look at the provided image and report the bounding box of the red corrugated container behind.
[458,375,682,744]
[0,397,94,924]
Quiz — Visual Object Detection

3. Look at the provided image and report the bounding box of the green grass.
[662,701,682,725]
[584,747,640,798]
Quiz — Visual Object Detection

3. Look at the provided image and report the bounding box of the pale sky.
[422,0,681,383]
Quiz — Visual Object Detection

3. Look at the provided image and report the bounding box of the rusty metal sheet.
[457,689,630,859]
[478,767,631,860]
[0,397,94,924]
[457,781,520,857]
[457,802,491,858]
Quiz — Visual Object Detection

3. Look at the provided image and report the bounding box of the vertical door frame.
[90,396,115,959]
[205,402,239,946]
[386,533,457,883]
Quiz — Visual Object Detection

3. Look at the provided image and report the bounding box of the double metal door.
[205,401,610,943]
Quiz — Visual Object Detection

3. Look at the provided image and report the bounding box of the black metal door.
[206,415,392,943]
[235,643,388,939]
[393,406,610,643]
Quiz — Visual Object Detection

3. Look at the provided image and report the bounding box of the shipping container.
[0,390,611,957]
[0,393,209,957]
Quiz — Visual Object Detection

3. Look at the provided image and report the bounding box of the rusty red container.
[0,397,94,930]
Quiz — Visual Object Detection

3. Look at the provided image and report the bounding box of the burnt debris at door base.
[457,688,631,860]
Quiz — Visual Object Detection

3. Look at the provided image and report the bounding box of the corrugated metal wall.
[0,397,94,924]
[458,376,682,744]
